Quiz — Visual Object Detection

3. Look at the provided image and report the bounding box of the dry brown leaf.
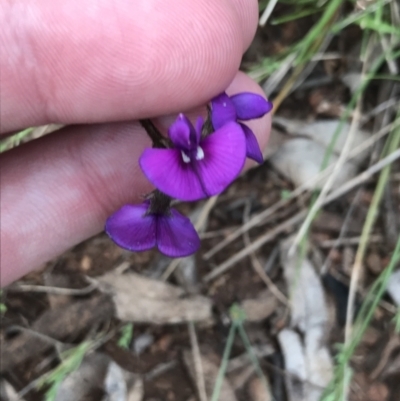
[277,329,307,401]
[183,350,238,401]
[386,270,400,306]
[98,272,212,324]
[240,290,278,322]
[279,238,333,401]
[248,376,272,401]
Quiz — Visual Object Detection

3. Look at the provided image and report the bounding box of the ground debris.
[240,290,278,322]
[97,271,213,324]
[53,353,110,401]
[278,237,333,401]
[248,376,272,401]
[0,380,26,401]
[386,270,400,306]
[183,350,238,401]
[0,295,114,373]
[52,353,142,401]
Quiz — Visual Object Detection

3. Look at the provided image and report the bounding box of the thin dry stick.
[161,258,181,282]
[188,322,208,401]
[204,119,398,260]
[320,190,363,274]
[204,211,306,282]
[242,201,289,306]
[204,149,400,282]
[259,0,279,26]
[195,196,219,232]
[161,196,219,281]
[262,52,297,96]
[370,335,400,379]
[318,234,382,249]
[7,282,98,295]
[323,148,400,202]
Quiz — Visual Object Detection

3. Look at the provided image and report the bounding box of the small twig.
[324,148,400,202]
[160,258,181,282]
[7,281,98,296]
[188,322,208,401]
[144,361,177,381]
[318,235,382,249]
[370,335,400,379]
[362,98,400,123]
[242,200,289,306]
[204,211,305,282]
[195,196,219,233]
[226,344,274,373]
[259,0,279,26]
[262,53,297,97]
[16,329,118,400]
[139,119,167,148]
[321,190,363,274]
[5,326,67,349]
[200,227,239,240]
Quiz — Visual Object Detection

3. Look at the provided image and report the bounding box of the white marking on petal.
[181,151,191,163]
[195,146,204,160]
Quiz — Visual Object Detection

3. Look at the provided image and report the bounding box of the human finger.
[1,0,258,133]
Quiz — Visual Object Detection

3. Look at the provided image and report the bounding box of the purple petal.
[196,121,246,195]
[240,123,263,163]
[231,93,273,120]
[105,204,156,252]
[195,116,204,142]
[140,148,207,201]
[156,209,200,257]
[168,114,198,150]
[211,92,237,130]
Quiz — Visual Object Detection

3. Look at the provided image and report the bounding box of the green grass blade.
[210,323,237,401]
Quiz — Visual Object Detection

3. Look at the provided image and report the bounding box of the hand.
[0,0,271,286]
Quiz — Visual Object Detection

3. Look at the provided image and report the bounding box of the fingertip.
[230,0,259,51]
[1,0,256,132]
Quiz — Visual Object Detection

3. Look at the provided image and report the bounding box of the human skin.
[0,0,271,286]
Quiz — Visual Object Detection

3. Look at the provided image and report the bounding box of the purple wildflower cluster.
[106,91,272,257]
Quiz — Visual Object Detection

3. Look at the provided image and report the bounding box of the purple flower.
[211,92,273,163]
[139,114,246,201]
[105,201,200,257]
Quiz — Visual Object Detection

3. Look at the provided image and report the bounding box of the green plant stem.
[237,324,270,392]
[346,112,400,341]
[210,323,237,401]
